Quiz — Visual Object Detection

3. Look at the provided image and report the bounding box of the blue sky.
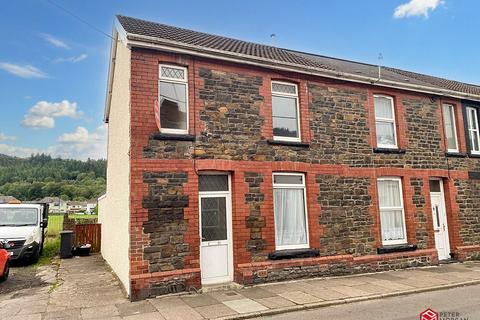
[0,0,479,159]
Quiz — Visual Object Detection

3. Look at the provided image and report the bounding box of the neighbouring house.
[67,201,88,214]
[0,196,20,204]
[99,15,480,300]
[86,199,97,214]
[40,197,68,214]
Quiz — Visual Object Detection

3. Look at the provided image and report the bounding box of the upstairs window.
[466,107,480,154]
[377,177,407,245]
[271,81,301,141]
[159,65,188,134]
[442,104,459,153]
[273,173,308,250]
[374,95,397,149]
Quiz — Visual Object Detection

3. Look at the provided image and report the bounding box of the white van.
[0,204,48,262]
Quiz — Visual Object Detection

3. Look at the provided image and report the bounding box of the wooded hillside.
[0,154,106,201]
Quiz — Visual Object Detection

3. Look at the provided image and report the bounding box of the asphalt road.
[262,284,480,320]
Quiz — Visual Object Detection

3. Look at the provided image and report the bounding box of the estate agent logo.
[421,309,439,320]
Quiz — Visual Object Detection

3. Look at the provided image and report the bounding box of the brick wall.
[124,47,480,299]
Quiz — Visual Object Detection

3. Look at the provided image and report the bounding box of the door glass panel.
[433,205,441,228]
[199,175,228,192]
[201,197,227,241]
[429,180,441,192]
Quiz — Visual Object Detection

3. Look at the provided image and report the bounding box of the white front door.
[430,180,451,261]
[199,174,233,285]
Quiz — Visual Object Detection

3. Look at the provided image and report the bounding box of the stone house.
[99,15,480,300]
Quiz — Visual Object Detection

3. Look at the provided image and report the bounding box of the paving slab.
[123,311,165,320]
[255,296,296,309]
[223,298,269,313]
[43,308,82,320]
[194,303,238,318]
[80,304,120,319]
[308,288,348,300]
[116,300,156,317]
[352,283,396,295]
[236,287,277,299]
[181,293,221,307]
[150,297,203,320]
[10,315,42,320]
[330,285,372,297]
[278,291,323,304]
[367,279,415,291]
[208,290,245,302]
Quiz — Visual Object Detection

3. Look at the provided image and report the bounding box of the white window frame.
[271,81,301,142]
[442,104,459,153]
[377,177,407,246]
[272,172,309,250]
[466,106,480,155]
[158,64,189,134]
[374,95,398,149]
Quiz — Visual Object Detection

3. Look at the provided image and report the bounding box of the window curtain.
[380,210,404,241]
[274,188,307,247]
[378,180,401,207]
[378,180,405,242]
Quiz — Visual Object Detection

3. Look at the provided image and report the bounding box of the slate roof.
[116,15,480,98]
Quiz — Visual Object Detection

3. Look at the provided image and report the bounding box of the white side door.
[199,174,233,285]
[430,180,451,261]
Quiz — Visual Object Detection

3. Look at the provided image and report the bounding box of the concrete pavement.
[1,255,480,319]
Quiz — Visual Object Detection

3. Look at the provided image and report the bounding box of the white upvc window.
[158,64,189,134]
[273,173,309,250]
[271,81,301,142]
[374,95,398,149]
[442,104,459,153]
[377,177,407,246]
[466,107,480,154]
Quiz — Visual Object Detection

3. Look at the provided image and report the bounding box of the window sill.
[268,248,319,260]
[267,140,310,148]
[373,148,406,154]
[446,152,467,158]
[150,133,196,141]
[377,244,417,254]
[468,153,480,158]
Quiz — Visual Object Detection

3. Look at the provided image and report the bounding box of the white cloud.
[394,0,443,18]
[22,100,83,129]
[0,144,43,158]
[41,33,70,49]
[0,63,48,79]
[0,133,16,141]
[55,125,106,159]
[0,125,107,160]
[54,53,88,63]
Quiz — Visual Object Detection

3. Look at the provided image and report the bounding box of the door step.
[200,282,243,293]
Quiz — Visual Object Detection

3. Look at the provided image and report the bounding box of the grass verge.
[35,237,60,268]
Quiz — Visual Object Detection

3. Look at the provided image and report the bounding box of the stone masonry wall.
[244,172,267,261]
[316,175,375,257]
[455,179,480,246]
[410,178,429,249]
[142,172,190,273]
[308,85,371,166]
